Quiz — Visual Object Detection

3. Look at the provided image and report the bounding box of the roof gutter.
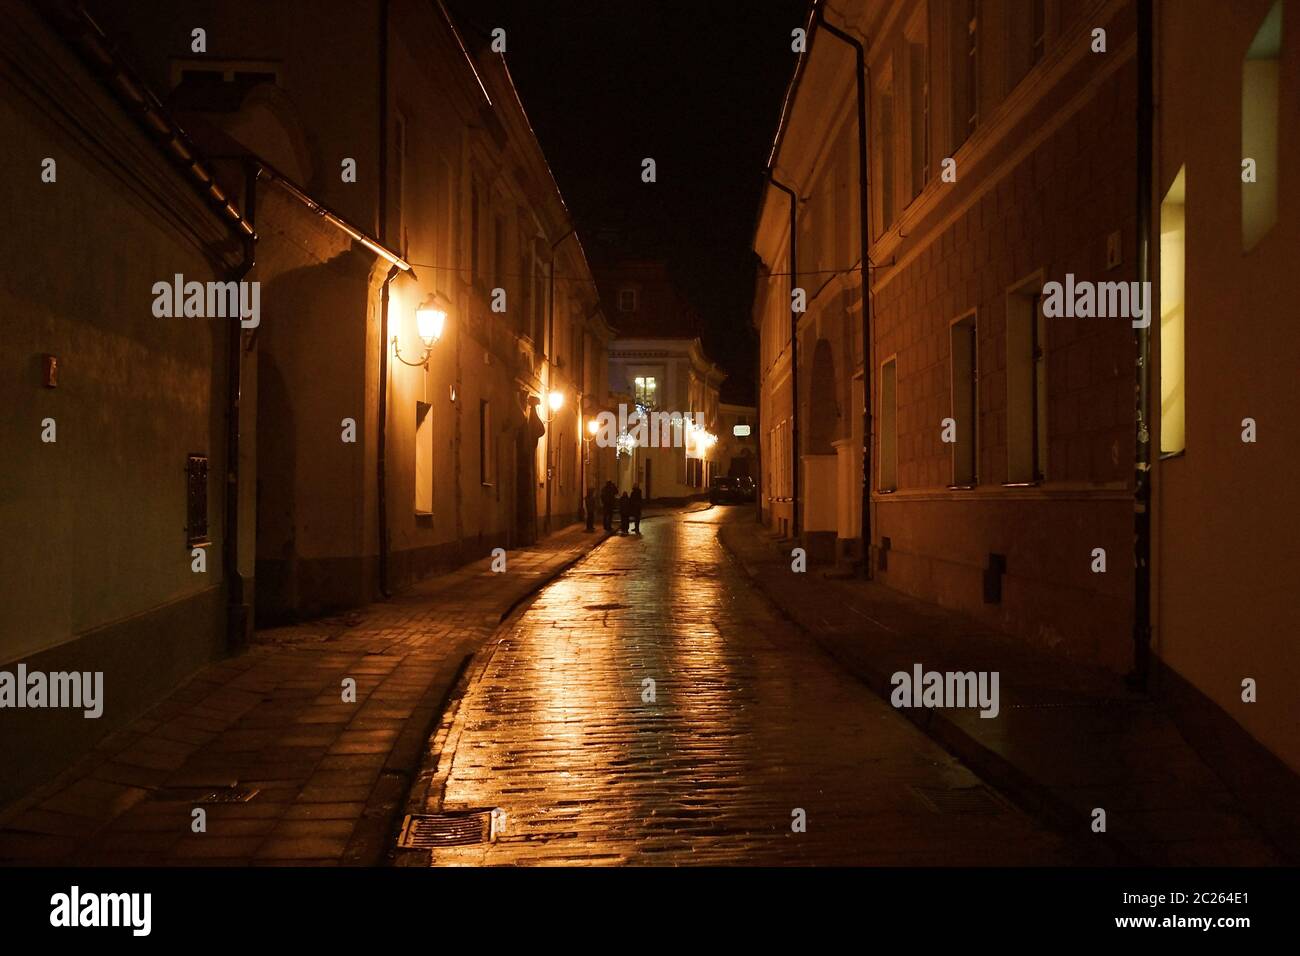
[46,1,255,248]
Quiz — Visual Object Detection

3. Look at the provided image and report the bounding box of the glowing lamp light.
[547,390,565,412]
[415,295,447,345]
[587,418,600,436]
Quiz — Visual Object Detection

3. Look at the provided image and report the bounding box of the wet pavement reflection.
[423,510,1079,865]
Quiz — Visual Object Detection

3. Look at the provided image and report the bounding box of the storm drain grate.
[909,785,1008,815]
[396,811,498,848]
[151,786,260,804]
[583,603,627,611]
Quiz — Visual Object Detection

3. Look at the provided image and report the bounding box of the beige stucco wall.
[1153,0,1299,772]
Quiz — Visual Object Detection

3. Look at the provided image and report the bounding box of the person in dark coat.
[600,481,616,532]
[584,487,596,532]
[618,491,631,534]
[629,483,643,534]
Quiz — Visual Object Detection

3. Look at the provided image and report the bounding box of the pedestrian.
[630,482,643,534]
[618,491,631,535]
[601,480,616,532]
[585,486,596,532]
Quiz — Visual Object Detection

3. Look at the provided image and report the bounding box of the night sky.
[450,0,809,404]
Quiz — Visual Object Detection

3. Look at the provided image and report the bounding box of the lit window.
[1160,167,1186,455]
[633,375,657,408]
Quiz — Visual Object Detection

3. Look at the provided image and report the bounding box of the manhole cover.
[396,810,499,848]
[151,786,260,804]
[909,785,1007,815]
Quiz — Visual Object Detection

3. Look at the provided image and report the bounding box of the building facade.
[1,0,608,802]
[718,403,759,480]
[0,0,256,802]
[597,260,726,499]
[757,0,1139,662]
[85,0,612,619]
[756,0,1299,787]
[1151,0,1298,778]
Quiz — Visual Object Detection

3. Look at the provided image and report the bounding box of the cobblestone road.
[417,509,1083,865]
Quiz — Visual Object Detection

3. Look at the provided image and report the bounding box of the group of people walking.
[585,481,642,535]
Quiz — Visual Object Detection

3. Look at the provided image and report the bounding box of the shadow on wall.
[252,251,373,624]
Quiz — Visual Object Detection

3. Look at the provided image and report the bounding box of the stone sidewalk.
[0,522,610,866]
[717,512,1289,866]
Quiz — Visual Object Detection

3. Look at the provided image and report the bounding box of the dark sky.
[450,0,808,404]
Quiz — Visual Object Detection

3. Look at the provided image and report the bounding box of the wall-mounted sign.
[733,424,751,437]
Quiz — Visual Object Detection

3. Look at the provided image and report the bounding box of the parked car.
[709,475,755,504]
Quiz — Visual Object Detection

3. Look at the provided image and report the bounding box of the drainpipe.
[1130,0,1154,689]
[377,0,392,597]
[544,228,574,535]
[767,176,800,538]
[224,165,258,651]
[817,7,874,577]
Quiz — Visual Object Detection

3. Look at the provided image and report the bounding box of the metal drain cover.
[910,785,1007,815]
[396,811,498,848]
[152,786,260,804]
[583,603,627,611]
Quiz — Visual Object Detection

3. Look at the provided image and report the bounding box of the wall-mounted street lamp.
[392,293,447,369]
[539,389,565,423]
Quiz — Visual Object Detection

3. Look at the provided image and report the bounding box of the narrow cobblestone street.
[410,509,1084,865]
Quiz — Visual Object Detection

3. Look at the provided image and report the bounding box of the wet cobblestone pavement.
[413,510,1083,865]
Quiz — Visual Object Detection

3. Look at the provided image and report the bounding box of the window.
[479,400,495,485]
[493,215,506,287]
[1242,1,1281,250]
[634,375,657,408]
[1006,284,1047,482]
[950,314,978,485]
[470,178,481,281]
[1007,0,1046,90]
[619,288,638,312]
[1160,167,1186,456]
[1031,0,1046,66]
[185,454,210,547]
[534,269,546,351]
[875,64,896,233]
[951,0,980,151]
[686,457,703,489]
[517,244,532,336]
[906,13,930,200]
[879,358,898,490]
[415,401,433,513]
